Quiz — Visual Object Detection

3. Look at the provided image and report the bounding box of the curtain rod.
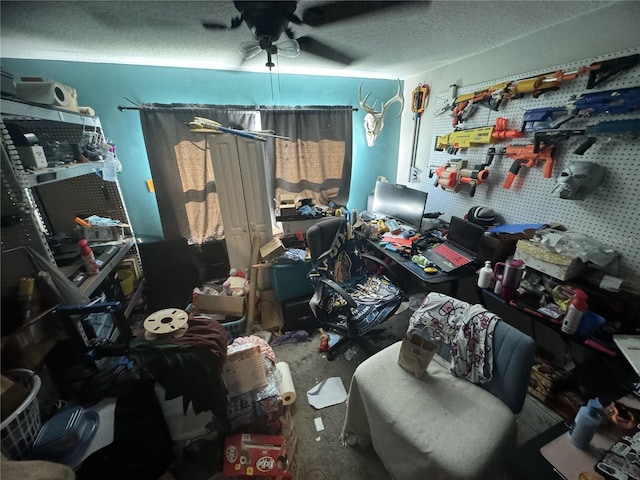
[117,103,358,112]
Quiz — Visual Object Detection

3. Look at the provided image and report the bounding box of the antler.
[358,79,404,116]
[381,79,404,118]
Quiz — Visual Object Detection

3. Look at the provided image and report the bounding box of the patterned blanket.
[407,292,499,383]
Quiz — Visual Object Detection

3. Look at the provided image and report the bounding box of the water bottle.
[570,397,602,449]
[477,261,493,289]
[102,148,118,182]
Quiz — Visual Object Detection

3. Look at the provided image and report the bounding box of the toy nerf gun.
[502,144,554,189]
[550,86,640,128]
[585,54,639,89]
[435,117,523,154]
[450,82,510,126]
[534,119,640,155]
[431,147,504,196]
[432,160,488,195]
[189,117,270,142]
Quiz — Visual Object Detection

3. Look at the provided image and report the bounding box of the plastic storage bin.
[269,261,314,301]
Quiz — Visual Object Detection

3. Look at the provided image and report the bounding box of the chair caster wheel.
[327,351,336,361]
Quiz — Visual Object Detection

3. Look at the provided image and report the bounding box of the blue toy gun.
[550,86,640,128]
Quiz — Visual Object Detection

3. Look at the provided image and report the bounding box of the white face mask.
[551,161,606,200]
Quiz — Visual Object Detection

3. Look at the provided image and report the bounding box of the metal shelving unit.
[1,97,142,332]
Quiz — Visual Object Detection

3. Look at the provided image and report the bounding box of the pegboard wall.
[423,47,640,280]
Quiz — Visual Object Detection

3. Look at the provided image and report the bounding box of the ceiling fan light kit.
[203,1,408,70]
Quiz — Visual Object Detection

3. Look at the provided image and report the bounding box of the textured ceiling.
[0,1,616,79]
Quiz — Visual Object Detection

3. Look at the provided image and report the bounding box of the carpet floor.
[167,305,413,480]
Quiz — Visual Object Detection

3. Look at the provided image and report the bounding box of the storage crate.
[0,369,42,460]
[221,315,247,338]
[269,261,314,301]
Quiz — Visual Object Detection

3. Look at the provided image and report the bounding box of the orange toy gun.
[502,144,555,189]
[435,117,523,154]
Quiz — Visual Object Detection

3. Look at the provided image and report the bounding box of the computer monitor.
[371,182,428,230]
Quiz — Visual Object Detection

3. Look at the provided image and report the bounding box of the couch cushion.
[342,341,517,480]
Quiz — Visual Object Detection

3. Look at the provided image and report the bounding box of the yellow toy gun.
[435,117,523,154]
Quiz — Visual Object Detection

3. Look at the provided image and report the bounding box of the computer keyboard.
[432,244,468,267]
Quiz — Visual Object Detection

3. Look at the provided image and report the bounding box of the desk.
[358,234,477,296]
[511,396,640,480]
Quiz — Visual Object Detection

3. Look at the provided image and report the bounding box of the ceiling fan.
[202,1,408,70]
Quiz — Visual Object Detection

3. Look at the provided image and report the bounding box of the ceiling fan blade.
[296,36,356,65]
[202,20,230,30]
[301,1,409,27]
[275,38,300,58]
[239,40,263,60]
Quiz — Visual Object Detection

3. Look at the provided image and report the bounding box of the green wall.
[1,59,402,238]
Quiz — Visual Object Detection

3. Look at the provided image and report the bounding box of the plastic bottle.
[570,397,602,449]
[477,261,493,289]
[561,289,588,334]
[493,279,502,295]
[102,147,118,182]
[78,239,100,273]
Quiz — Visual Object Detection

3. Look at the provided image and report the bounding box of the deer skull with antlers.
[359,79,404,147]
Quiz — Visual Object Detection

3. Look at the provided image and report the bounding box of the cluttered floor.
[166,305,412,480]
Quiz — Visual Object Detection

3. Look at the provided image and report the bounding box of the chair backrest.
[480,320,535,414]
[411,293,535,414]
[433,320,534,414]
[306,217,346,262]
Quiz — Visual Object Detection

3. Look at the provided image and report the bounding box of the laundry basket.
[1,369,42,460]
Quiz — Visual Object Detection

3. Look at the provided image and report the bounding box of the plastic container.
[561,289,588,334]
[0,369,42,460]
[220,315,247,338]
[30,406,99,469]
[269,261,314,301]
[477,261,493,289]
[570,397,602,449]
[102,148,118,182]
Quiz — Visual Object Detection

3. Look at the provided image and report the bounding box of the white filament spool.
[143,308,188,335]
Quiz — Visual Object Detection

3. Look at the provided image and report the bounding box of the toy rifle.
[447,53,639,126]
[189,117,274,142]
[435,117,522,154]
[534,119,640,155]
[502,144,554,189]
[549,86,640,128]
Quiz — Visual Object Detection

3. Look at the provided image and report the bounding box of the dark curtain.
[261,106,353,207]
[138,104,258,242]
[138,104,352,241]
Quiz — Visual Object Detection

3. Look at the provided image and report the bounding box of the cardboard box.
[193,287,245,317]
[223,433,290,478]
[478,232,532,265]
[222,343,268,397]
[0,374,30,422]
[514,239,586,281]
[259,238,286,263]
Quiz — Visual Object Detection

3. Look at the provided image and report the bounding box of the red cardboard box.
[223,433,290,479]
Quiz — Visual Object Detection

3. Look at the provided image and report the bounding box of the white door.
[209,135,272,272]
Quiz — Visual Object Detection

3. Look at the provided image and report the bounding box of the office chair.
[306,217,405,360]
[342,292,536,480]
